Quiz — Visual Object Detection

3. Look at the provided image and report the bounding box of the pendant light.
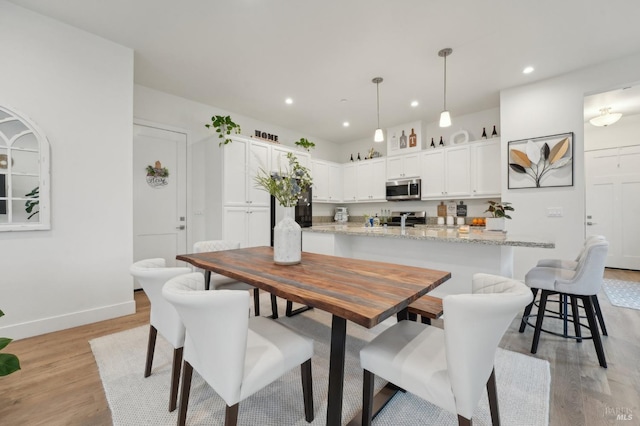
[589,107,622,127]
[438,48,453,128]
[372,77,384,142]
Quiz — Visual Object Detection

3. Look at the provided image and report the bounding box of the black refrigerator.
[270,187,312,247]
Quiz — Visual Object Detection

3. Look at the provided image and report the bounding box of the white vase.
[274,207,302,265]
[485,217,505,231]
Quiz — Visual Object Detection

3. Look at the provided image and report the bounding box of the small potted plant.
[484,200,514,231]
[205,115,242,146]
[294,137,315,152]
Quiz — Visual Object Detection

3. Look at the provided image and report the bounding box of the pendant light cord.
[443,54,447,111]
[376,80,381,128]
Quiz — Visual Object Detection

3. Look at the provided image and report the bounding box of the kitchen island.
[302,224,554,296]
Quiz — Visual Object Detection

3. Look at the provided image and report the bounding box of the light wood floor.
[1,269,638,425]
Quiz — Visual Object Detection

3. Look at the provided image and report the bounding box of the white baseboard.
[0,300,136,341]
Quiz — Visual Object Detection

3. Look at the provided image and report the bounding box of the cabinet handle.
[176,225,185,230]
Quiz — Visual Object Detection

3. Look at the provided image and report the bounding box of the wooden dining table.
[177,246,451,426]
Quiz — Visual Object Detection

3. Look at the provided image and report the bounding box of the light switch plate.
[546,207,563,217]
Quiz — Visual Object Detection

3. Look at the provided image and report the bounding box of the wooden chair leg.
[225,403,239,426]
[253,288,260,316]
[144,325,157,377]
[519,288,539,332]
[570,295,582,342]
[177,361,193,426]
[486,367,500,426]
[362,369,375,426]
[301,359,314,422]
[591,294,608,336]
[169,347,183,412]
[457,415,472,426]
[531,290,549,354]
[582,296,607,368]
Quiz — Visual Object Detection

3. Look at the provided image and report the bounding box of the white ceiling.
[9,0,640,143]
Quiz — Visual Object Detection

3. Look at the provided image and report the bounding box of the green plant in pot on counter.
[205,115,241,146]
[0,309,21,377]
[485,200,514,219]
[484,200,514,231]
[294,137,315,152]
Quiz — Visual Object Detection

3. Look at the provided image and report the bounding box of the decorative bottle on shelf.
[456,200,467,217]
[350,154,354,162]
[481,127,487,139]
[491,125,498,138]
[409,128,417,147]
[437,201,447,217]
[439,136,444,146]
[447,201,457,217]
[430,138,436,148]
[357,152,361,161]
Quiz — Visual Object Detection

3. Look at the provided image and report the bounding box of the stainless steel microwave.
[386,178,421,201]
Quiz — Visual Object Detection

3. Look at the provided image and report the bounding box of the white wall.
[501,53,640,280]
[0,2,135,339]
[133,85,342,242]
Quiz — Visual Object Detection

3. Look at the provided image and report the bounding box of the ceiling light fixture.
[285,98,293,104]
[523,66,534,74]
[343,121,350,127]
[589,107,622,127]
[411,100,419,107]
[372,77,384,142]
[438,48,453,127]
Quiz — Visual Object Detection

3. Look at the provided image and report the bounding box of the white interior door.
[585,146,640,270]
[133,123,187,288]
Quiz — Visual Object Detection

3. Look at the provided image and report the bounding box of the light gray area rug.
[603,279,640,310]
[90,306,550,425]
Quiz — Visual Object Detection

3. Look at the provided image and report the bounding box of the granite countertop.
[304,223,554,248]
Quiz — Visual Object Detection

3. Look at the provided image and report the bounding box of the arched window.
[0,105,50,231]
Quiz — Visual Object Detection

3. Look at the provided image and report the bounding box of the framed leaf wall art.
[508,132,573,189]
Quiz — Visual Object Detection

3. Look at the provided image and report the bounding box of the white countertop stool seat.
[360,273,533,426]
[129,258,193,412]
[193,240,270,317]
[519,240,609,368]
[162,272,315,426]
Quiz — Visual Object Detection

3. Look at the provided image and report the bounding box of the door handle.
[176,225,186,230]
[586,222,597,226]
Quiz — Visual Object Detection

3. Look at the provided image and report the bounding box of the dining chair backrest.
[574,235,606,261]
[193,240,240,253]
[130,258,193,348]
[556,240,609,296]
[443,273,533,420]
[162,272,250,405]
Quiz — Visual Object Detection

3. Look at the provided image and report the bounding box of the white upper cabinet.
[471,139,501,197]
[356,158,386,201]
[223,137,270,207]
[312,159,343,202]
[420,145,470,199]
[386,153,420,180]
[271,145,310,174]
[342,163,357,202]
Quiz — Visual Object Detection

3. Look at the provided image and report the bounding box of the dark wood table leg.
[204,271,211,291]
[327,315,347,426]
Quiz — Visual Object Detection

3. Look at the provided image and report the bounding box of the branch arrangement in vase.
[205,115,242,146]
[254,152,312,207]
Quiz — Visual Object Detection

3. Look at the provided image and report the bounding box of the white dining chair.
[192,240,263,316]
[162,272,315,426]
[360,273,533,426]
[129,258,193,412]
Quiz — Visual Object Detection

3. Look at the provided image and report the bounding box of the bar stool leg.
[562,295,569,338]
[582,296,607,368]
[519,288,539,333]
[570,295,582,343]
[531,290,549,354]
[591,295,608,336]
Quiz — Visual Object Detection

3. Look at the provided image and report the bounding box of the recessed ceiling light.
[523,66,534,74]
[411,101,419,107]
[343,122,350,127]
[285,98,293,104]
[340,99,348,103]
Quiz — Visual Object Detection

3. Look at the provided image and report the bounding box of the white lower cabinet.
[223,206,270,248]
